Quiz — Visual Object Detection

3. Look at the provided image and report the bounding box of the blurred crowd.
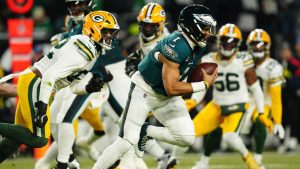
[1,0,300,151]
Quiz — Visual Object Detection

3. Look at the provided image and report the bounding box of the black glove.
[85,74,105,93]
[97,65,113,82]
[125,50,143,77]
[34,101,48,128]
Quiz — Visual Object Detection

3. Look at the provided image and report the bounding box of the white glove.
[273,124,285,139]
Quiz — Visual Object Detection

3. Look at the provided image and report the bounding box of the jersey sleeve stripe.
[77,39,94,59]
[74,41,93,61]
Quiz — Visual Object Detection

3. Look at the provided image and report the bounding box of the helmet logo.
[160,10,165,17]
[92,15,104,23]
[193,14,216,26]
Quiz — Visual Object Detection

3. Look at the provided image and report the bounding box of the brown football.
[188,62,218,82]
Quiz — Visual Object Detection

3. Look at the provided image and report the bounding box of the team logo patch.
[92,15,104,22]
[163,44,178,58]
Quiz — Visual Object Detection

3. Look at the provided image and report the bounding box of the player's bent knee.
[176,135,195,147]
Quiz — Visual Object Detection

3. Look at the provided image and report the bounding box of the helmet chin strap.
[220,47,235,57]
[142,33,156,42]
[252,51,265,58]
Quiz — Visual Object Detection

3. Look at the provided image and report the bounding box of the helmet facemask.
[139,21,160,41]
[219,36,240,57]
[98,28,120,50]
[66,1,89,23]
[248,41,268,59]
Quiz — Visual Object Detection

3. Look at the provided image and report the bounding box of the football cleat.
[135,122,149,158]
[68,158,80,169]
[243,152,260,169]
[191,159,209,169]
[157,153,177,169]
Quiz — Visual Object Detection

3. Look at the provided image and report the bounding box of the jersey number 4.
[215,73,240,91]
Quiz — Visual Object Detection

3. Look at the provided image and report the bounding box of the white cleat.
[191,160,209,169]
[68,158,80,169]
[35,158,51,169]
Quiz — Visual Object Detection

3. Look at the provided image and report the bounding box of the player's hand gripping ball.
[188,62,218,82]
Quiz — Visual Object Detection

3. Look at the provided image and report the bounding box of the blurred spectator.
[280,40,300,148]
[32,6,53,40]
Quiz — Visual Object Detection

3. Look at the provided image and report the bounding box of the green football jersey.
[61,17,83,40]
[138,31,206,96]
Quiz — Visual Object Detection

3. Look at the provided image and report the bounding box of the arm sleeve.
[249,80,264,114]
[69,72,93,95]
[191,90,207,104]
[269,85,282,124]
[39,55,88,103]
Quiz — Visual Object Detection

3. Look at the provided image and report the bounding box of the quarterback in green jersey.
[92,4,218,169]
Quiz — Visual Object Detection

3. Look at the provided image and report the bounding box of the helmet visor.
[101,28,120,48]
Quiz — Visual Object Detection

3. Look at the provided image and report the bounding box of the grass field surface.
[1,152,300,169]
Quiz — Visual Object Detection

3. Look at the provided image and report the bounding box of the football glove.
[97,65,113,82]
[34,101,48,128]
[274,124,285,139]
[258,114,273,133]
[185,99,197,111]
[50,33,63,46]
[125,50,143,77]
[85,74,105,93]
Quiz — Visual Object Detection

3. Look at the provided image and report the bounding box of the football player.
[92,4,218,169]
[188,24,273,169]
[240,29,285,168]
[126,3,178,169]
[0,10,118,165]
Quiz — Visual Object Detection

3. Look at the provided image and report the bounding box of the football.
[188,62,218,82]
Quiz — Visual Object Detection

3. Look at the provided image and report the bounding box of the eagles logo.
[163,44,178,58]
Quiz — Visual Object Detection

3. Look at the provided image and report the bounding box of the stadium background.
[0,0,300,168]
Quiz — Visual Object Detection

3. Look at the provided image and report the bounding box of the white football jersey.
[139,26,169,56]
[201,51,254,106]
[252,57,284,106]
[34,34,98,103]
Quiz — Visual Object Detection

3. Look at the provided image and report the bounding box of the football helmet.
[247,29,271,59]
[217,23,242,57]
[137,3,166,41]
[65,0,92,23]
[178,4,217,48]
[82,11,120,50]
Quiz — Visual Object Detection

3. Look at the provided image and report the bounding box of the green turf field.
[1,152,300,169]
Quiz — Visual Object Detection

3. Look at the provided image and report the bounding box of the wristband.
[191,81,208,92]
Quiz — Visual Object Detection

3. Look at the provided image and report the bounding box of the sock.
[204,128,222,157]
[0,123,48,147]
[200,154,210,165]
[145,139,165,160]
[254,118,267,154]
[92,137,132,169]
[0,138,20,163]
[254,153,263,165]
[56,161,68,169]
[57,123,75,163]
[223,132,248,157]
[38,141,58,164]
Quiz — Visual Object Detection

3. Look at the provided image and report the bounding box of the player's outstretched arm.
[160,53,216,96]
[246,67,273,132]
